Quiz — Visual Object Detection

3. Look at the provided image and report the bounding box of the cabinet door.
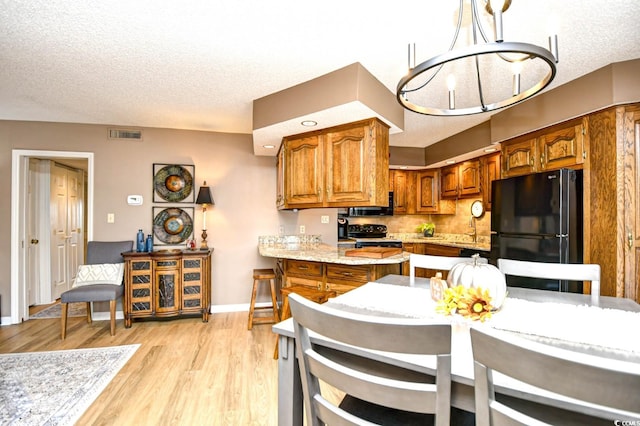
[458,160,481,196]
[539,123,585,171]
[285,136,324,206]
[276,146,285,209]
[481,152,501,211]
[502,137,537,178]
[422,244,462,280]
[415,170,439,213]
[182,257,203,312]
[128,258,153,315]
[440,165,459,199]
[324,124,371,203]
[154,258,180,314]
[390,170,408,214]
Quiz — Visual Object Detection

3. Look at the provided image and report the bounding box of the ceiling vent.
[108,128,143,141]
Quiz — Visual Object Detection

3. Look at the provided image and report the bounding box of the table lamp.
[195,181,214,250]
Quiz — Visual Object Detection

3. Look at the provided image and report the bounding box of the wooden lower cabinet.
[402,243,462,278]
[283,259,402,295]
[123,250,212,327]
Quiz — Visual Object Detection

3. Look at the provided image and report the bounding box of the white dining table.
[272,274,640,426]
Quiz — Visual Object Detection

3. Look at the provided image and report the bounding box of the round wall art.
[153,207,193,244]
[153,164,194,203]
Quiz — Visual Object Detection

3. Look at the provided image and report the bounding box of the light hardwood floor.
[0,308,279,425]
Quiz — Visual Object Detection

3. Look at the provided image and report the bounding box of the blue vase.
[136,229,145,252]
[145,234,153,252]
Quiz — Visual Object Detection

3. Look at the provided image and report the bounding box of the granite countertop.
[258,243,410,265]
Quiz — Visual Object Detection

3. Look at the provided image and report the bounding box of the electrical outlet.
[107,213,115,223]
[278,225,285,235]
[321,215,329,224]
[299,225,305,234]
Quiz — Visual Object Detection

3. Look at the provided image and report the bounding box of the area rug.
[0,344,139,425]
[30,302,86,319]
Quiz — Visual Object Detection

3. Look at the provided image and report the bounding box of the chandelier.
[396,0,558,116]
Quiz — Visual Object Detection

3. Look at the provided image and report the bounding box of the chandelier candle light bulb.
[512,61,522,95]
[447,74,456,110]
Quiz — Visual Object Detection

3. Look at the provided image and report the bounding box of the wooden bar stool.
[273,285,337,358]
[248,268,280,330]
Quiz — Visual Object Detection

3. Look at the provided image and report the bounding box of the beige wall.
[0,120,304,318]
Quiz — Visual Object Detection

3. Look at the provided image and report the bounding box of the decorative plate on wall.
[153,163,195,203]
[152,207,194,245]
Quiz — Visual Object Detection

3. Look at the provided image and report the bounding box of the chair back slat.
[498,258,600,303]
[289,293,452,426]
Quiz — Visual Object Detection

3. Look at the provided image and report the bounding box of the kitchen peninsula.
[259,236,409,295]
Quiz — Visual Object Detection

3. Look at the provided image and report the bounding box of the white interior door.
[67,169,83,287]
[27,160,39,306]
[50,163,72,299]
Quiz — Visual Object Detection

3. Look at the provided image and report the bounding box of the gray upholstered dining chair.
[60,240,133,339]
[471,326,640,425]
[288,292,453,426]
[497,258,601,303]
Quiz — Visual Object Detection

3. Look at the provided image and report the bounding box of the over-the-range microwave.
[347,192,394,216]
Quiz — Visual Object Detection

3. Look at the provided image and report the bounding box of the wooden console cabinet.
[123,250,212,327]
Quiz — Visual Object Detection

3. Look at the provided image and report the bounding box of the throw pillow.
[73,263,125,287]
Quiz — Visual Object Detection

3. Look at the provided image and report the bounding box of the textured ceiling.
[1,0,639,155]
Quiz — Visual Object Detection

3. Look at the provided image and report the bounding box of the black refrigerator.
[490,168,583,293]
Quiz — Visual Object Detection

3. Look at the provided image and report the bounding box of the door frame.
[10,149,94,325]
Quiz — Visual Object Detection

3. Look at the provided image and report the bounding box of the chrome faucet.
[467,216,477,243]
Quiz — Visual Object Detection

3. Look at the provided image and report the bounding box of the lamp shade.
[195,181,214,206]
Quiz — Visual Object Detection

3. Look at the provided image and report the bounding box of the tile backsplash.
[346,198,491,238]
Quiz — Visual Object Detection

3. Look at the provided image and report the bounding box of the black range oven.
[347,224,403,248]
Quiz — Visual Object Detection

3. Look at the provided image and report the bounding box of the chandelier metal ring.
[397,41,557,116]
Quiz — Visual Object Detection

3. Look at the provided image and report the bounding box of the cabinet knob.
[31,239,39,244]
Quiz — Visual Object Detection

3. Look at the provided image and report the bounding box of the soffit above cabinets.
[252,63,404,156]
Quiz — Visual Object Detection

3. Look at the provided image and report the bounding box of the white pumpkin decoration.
[446,254,507,309]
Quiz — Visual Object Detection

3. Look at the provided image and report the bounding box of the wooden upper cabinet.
[390,170,408,214]
[279,118,389,209]
[390,169,454,215]
[501,119,586,178]
[276,146,285,209]
[538,124,584,171]
[325,124,370,204]
[440,160,481,199]
[415,170,439,213]
[440,165,459,198]
[284,135,323,207]
[480,152,501,211]
[458,160,481,196]
[502,137,537,178]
